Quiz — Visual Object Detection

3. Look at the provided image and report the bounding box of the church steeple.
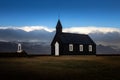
[56,19,62,34]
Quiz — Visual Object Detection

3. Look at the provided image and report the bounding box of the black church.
[51,20,96,56]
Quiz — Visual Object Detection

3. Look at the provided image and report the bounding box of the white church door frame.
[55,42,59,56]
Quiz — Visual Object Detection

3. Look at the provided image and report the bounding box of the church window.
[79,45,83,51]
[69,44,73,51]
[89,45,92,52]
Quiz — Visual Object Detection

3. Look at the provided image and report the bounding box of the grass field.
[0,56,120,80]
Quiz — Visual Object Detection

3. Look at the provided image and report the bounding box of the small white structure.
[17,43,22,53]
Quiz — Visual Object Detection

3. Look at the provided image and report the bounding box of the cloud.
[89,31,120,49]
[63,27,120,34]
[0,26,120,34]
[0,26,54,32]
[0,28,54,42]
[19,26,54,32]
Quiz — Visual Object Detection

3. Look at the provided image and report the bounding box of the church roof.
[59,33,95,44]
[51,20,96,45]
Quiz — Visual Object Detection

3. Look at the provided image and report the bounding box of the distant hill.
[0,41,50,54]
[0,41,119,55]
[0,42,17,52]
[97,44,120,54]
[0,28,120,54]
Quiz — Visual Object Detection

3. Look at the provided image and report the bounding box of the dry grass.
[0,55,120,80]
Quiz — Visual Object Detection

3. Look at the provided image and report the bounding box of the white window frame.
[69,44,73,51]
[89,45,92,52]
[79,45,83,52]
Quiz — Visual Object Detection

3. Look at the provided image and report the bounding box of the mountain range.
[0,28,120,54]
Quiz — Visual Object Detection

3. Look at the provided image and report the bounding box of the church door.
[55,42,59,56]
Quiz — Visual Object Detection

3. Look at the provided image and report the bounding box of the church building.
[51,20,96,56]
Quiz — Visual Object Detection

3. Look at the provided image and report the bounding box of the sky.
[0,0,120,28]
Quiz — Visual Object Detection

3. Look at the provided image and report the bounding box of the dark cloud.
[89,31,120,49]
[0,29,54,43]
[89,32,120,43]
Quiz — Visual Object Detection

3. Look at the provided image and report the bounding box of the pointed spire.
[56,19,62,34]
[56,19,62,28]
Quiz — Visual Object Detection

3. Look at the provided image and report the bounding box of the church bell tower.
[56,19,62,35]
